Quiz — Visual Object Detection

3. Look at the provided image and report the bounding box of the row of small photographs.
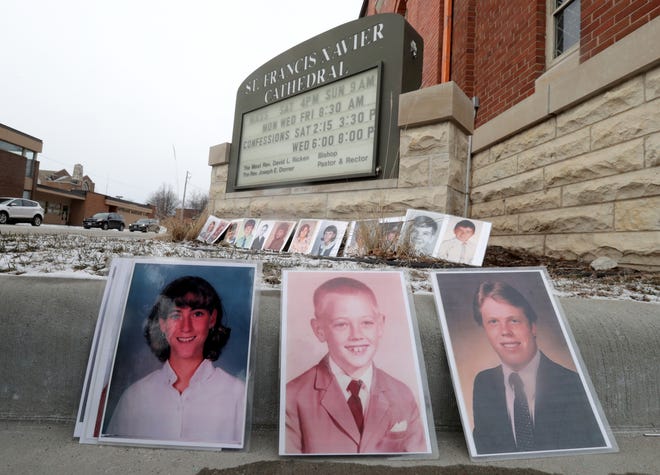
[196,209,493,266]
[75,259,617,460]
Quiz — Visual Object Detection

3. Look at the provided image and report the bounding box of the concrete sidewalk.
[1,276,658,474]
[0,423,657,475]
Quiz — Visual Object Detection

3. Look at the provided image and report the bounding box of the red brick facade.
[581,0,660,62]
[0,150,27,197]
[364,0,659,126]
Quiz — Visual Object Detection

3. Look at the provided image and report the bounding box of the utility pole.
[181,171,190,222]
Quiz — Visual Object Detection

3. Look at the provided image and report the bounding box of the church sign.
[227,14,423,192]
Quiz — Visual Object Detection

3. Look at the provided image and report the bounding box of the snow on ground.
[0,231,658,302]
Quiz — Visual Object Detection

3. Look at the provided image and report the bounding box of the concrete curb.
[1,275,658,474]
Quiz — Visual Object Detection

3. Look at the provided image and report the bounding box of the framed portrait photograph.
[262,220,297,252]
[433,216,491,266]
[431,268,617,460]
[279,270,434,456]
[399,209,449,257]
[307,220,349,257]
[82,258,258,450]
[287,219,320,254]
[206,218,231,244]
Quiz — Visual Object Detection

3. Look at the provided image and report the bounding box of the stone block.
[519,203,614,233]
[208,143,231,166]
[327,187,449,218]
[250,193,327,218]
[470,169,544,203]
[505,188,562,214]
[472,149,493,169]
[430,156,451,187]
[556,77,645,136]
[646,132,660,167]
[562,168,660,206]
[545,231,660,268]
[544,139,645,187]
[591,100,660,150]
[445,187,466,217]
[489,120,556,161]
[400,123,450,156]
[445,153,466,191]
[615,196,660,231]
[398,81,474,134]
[470,199,506,219]
[645,64,660,101]
[517,128,591,172]
[398,155,432,188]
[471,155,518,187]
[487,235,545,256]
[488,215,519,234]
[212,197,252,217]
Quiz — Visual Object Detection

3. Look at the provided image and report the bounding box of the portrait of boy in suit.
[432,269,614,459]
[281,272,431,455]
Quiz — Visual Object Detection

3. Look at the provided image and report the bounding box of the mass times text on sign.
[226,14,423,192]
[237,68,380,188]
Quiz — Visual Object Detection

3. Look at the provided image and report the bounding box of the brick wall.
[365,1,659,128]
[404,0,442,86]
[471,0,545,125]
[0,151,27,197]
[581,0,660,62]
[451,0,476,99]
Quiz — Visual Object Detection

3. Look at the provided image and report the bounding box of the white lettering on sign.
[237,68,379,188]
[242,22,385,105]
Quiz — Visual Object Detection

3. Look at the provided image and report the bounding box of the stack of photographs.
[75,258,259,450]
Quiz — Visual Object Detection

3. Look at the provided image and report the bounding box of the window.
[551,0,580,58]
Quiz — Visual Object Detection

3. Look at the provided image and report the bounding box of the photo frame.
[279,270,434,456]
[431,268,617,460]
[307,220,349,257]
[287,219,319,254]
[78,257,259,450]
[433,216,491,266]
[399,209,449,257]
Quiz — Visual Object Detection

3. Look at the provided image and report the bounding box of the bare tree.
[187,190,209,214]
[147,183,180,218]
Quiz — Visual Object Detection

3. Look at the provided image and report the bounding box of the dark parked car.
[0,197,45,226]
[129,218,160,233]
[83,212,125,231]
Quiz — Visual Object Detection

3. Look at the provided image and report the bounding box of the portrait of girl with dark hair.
[103,265,255,448]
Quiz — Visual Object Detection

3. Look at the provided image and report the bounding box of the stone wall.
[470,65,660,269]
[208,82,474,221]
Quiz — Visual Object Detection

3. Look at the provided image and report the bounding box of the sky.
[1,0,362,204]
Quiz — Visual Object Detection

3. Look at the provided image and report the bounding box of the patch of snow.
[0,232,657,303]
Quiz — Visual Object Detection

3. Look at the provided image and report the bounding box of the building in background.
[1,123,153,226]
[359,1,659,268]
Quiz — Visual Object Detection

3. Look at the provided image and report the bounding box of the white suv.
[0,197,45,226]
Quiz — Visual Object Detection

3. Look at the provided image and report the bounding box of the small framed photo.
[262,220,296,252]
[399,209,448,257]
[287,219,320,254]
[434,216,491,266]
[81,258,258,450]
[207,218,231,244]
[280,270,434,456]
[307,220,349,257]
[431,268,617,459]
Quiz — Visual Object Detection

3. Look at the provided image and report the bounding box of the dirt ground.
[199,461,554,475]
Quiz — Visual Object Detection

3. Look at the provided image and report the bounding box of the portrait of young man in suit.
[432,269,614,459]
[470,280,607,454]
[281,272,431,455]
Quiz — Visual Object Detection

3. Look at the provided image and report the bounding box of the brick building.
[357,0,659,268]
[1,123,154,226]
